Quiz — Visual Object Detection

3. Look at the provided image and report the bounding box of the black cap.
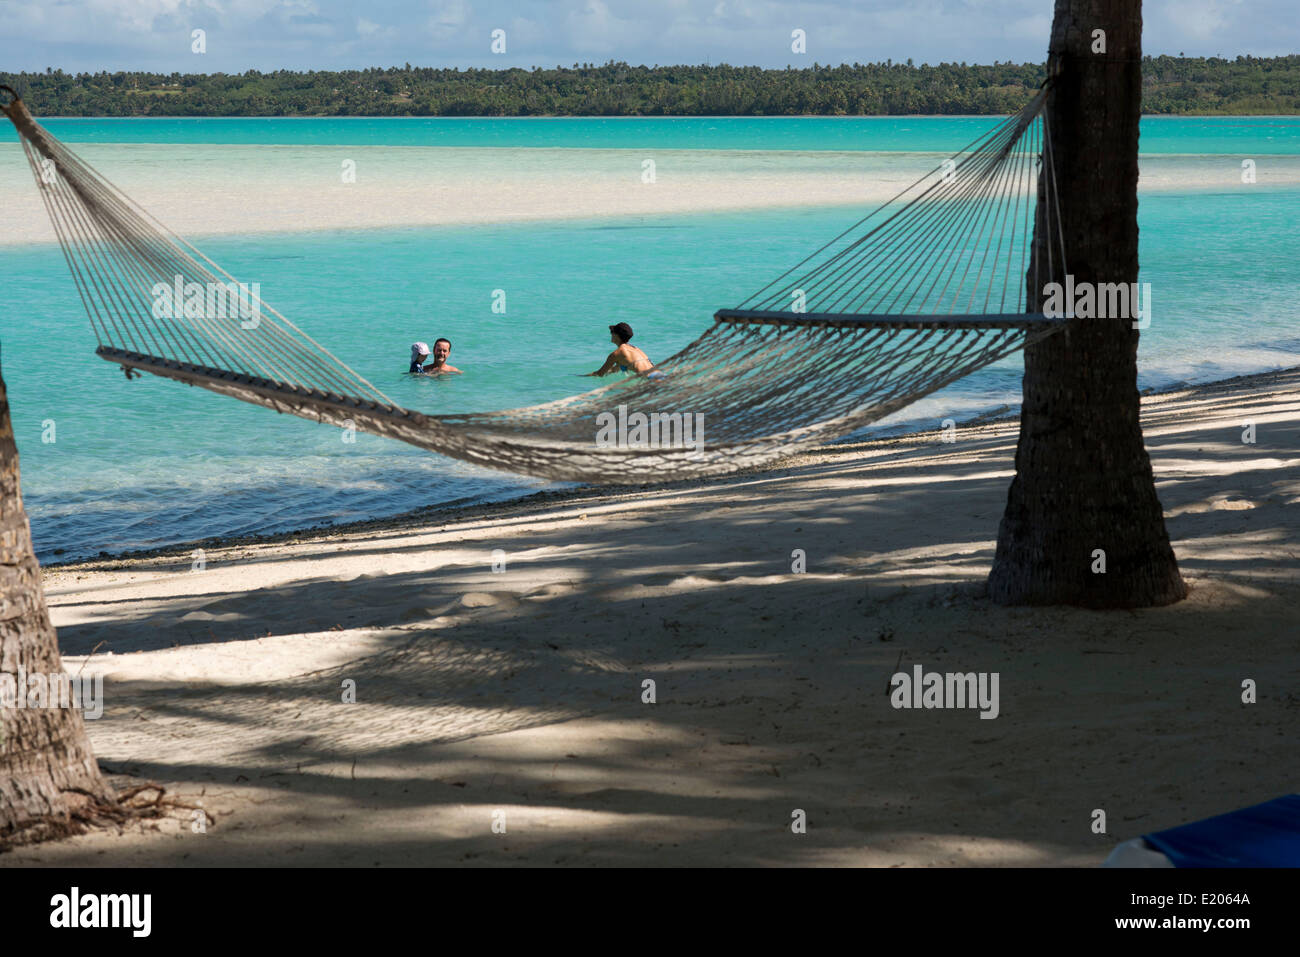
[609,322,634,343]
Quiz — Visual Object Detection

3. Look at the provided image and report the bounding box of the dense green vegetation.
[4,56,1297,117]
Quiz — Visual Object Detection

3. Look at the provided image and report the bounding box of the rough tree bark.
[988,0,1187,607]
[0,363,112,847]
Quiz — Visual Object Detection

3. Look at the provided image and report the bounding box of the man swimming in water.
[587,322,655,376]
[424,337,461,375]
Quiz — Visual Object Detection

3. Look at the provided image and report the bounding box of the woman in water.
[587,322,656,377]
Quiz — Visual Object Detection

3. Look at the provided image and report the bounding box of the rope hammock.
[2,86,1067,483]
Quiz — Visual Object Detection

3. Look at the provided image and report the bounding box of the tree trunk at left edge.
[0,363,112,848]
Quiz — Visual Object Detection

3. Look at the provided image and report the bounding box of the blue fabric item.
[1143,794,1300,867]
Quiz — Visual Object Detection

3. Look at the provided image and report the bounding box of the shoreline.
[17,356,1300,866]
[40,362,1300,576]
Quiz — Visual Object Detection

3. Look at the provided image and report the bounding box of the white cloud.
[428,0,469,36]
[1002,14,1050,44]
[356,16,400,40]
[1160,0,1240,40]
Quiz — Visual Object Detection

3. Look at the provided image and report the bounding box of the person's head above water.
[609,322,634,345]
[431,338,452,365]
[410,341,430,364]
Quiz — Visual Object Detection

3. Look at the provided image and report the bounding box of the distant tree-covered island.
[4,56,1298,117]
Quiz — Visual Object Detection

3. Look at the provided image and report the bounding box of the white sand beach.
[3,366,1297,866]
[5,143,1299,244]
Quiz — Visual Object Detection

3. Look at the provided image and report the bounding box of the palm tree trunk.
[0,363,112,847]
[988,0,1187,607]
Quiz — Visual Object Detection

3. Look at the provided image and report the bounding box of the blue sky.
[3,0,1293,73]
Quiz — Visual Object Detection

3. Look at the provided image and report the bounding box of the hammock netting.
[3,86,1067,483]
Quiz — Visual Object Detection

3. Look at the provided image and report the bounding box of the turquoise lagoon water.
[2,116,1298,561]
[24,114,1300,154]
